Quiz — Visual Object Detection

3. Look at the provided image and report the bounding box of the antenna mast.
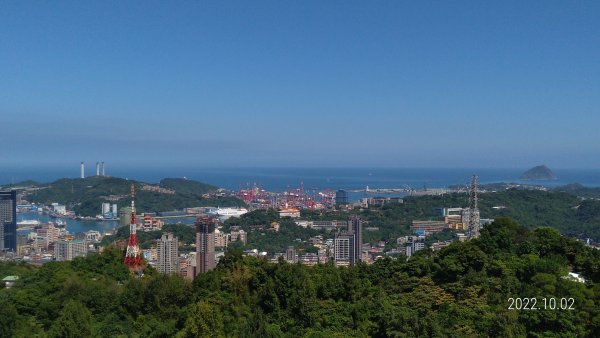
[124,183,142,269]
[468,175,480,239]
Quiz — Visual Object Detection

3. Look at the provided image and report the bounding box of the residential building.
[34,236,50,253]
[349,216,363,263]
[431,241,452,251]
[51,203,66,215]
[334,232,354,267]
[179,256,189,278]
[443,207,464,216]
[285,246,297,263]
[279,207,300,218]
[229,226,247,245]
[297,220,347,231]
[446,214,466,230]
[142,215,164,231]
[318,248,329,264]
[36,223,60,248]
[309,235,323,245]
[180,252,196,280]
[269,222,280,232]
[196,217,217,275]
[85,230,102,242]
[16,235,28,256]
[404,236,426,257]
[410,220,447,234]
[214,228,229,248]
[157,233,179,274]
[54,240,88,261]
[298,253,319,266]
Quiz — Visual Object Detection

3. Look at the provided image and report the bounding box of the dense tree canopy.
[1,218,599,337]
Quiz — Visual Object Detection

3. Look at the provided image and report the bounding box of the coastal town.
[1,171,501,279]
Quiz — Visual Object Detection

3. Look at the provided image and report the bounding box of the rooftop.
[2,276,19,282]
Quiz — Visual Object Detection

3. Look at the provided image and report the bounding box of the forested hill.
[553,183,600,199]
[159,178,217,195]
[1,218,599,336]
[390,189,600,241]
[21,176,242,216]
[470,189,600,240]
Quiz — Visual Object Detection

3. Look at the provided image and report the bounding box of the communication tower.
[467,175,480,239]
[124,183,142,269]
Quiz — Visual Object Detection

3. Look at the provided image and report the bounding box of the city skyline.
[1,1,599,168]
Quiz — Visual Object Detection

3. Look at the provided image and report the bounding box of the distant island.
[519,165,557,181]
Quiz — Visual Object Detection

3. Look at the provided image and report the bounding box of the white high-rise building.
[334,232,354,267]
[102,203,111,216]
[157,233,179,274]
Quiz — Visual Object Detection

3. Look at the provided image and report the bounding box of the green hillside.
[1,219,599,336]
[553,183,600,199]
[361,189,600,241]
[24,176,243,217]
[159,178,217,195]
[0,180,41,189]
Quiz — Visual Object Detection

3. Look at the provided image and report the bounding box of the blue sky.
[1,1,599,168]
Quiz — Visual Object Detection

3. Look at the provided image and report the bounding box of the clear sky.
[1,1,599,168]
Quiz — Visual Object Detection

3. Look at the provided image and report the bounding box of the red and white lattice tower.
[124,183,142,269]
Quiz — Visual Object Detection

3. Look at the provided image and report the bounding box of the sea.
[2,167,600,191]
[0,164,600,191]
[6,166,600,235]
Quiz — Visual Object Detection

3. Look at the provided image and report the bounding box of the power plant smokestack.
[96,162,100,176]
[80,162,85,179]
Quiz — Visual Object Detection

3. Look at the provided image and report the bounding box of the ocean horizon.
[2,166,600,192]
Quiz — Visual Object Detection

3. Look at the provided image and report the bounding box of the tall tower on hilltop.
[124,183,142,269]
[80,162,85,178]
[468,175,480,239]
[96,162,100,176]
